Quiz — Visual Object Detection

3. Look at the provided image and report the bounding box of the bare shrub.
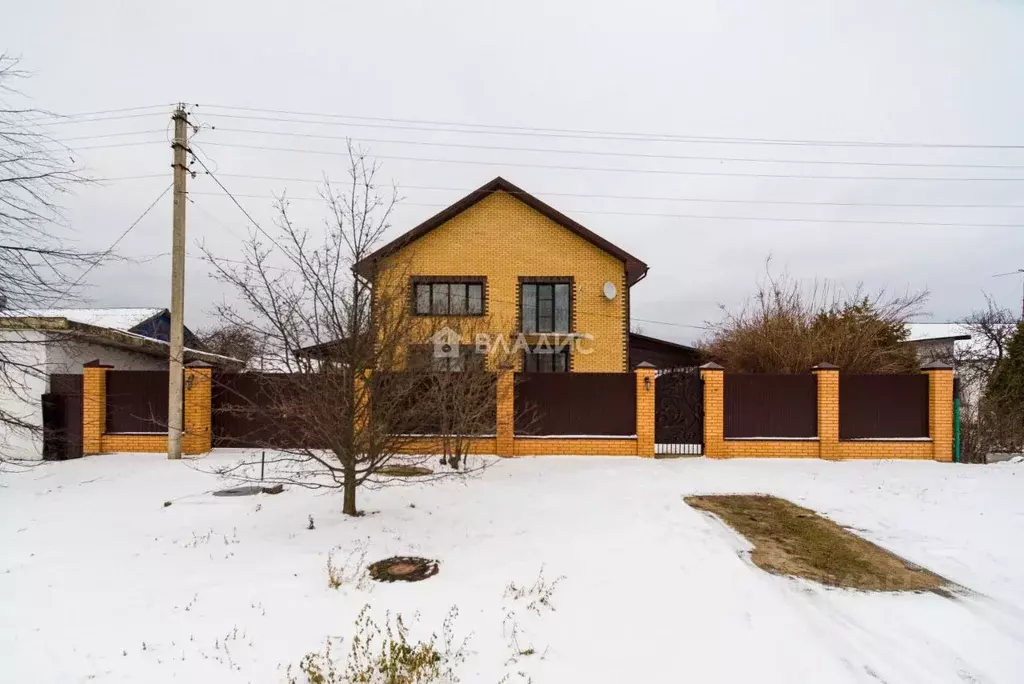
[503,566,565,615]
[288,606,466,684]
[702,263,925,373]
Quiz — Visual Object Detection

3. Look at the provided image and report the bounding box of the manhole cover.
[368,556,439,582]
[213,486,263,497]
[377,466,434,477]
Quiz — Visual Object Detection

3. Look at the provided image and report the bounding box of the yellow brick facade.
[83,365,213,455]
[702,365,954,461]
[377,191,629,372]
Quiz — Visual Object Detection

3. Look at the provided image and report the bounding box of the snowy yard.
[2,454,1024,683]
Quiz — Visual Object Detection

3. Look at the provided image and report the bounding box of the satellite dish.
[603,281,617,300]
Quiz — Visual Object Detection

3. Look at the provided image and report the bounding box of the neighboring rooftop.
[0,308,242,369]
[905,323,973,343]
[5,308,167,332]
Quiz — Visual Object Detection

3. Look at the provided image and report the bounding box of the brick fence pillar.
[812,363,839,460]
[495,368,515,457]
[923,361,954,462]
[700,363,725,458]
[635,362,657,457]
[82,360,113,455]
[182,361,213,454]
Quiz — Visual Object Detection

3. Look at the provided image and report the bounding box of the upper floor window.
[412,278,485,316]
[521,279,571,333]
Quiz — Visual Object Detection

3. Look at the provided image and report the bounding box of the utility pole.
[168,104,188,459]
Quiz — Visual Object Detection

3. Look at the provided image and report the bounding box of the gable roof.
[355,177,649,286]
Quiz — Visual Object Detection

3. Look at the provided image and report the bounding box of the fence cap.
[185,360,213,368]
[811,362,840,370]
[635,361,657,369]
[920,360,953,371]
[699,361,724,370]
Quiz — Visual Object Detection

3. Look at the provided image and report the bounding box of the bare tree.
[197,323,267,369]
[702,263,926,373]
[201,146,497,514]
[0,55,108,463]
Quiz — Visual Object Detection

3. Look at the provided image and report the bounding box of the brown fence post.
[183,361,213,455]
[82,360,113,455]
[635,362,657,457]
[700,362,725,458]
[812,363,839,460]
[495,366,515,457]
[922,361,954,462]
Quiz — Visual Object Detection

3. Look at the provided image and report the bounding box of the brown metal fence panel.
[373,371,497,436]
[839,374,929,439]
[212,373,332,449]
[514,373,636,436]
[105,371,170,433]
[44,374,84,460]
[724,374,817,439]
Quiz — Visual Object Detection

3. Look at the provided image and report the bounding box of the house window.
[413,279,484,316]
[520,280,571,333]
[523,348,570,373]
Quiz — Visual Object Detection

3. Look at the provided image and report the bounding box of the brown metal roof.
[354,177,649,285]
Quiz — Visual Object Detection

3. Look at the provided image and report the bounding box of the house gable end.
[356,177,648,285]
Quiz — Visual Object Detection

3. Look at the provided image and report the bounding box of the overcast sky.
[4,0,1024,344]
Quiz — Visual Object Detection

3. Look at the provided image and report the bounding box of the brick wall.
[701,363,953,461]
[83,364,213,455]
[378,191,629,372]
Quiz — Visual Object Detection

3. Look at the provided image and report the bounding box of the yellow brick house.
[355,177,656,373]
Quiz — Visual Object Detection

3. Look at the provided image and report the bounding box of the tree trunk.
[342,459,358,516]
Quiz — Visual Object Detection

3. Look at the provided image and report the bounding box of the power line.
[49,183,173,305]
[208,125,1024,171]
[21,104,173,122]
[24,111,169,128]
[180,240,709,331]
[196,104,1024,150]
[187,150,287,254]
[197,141,1024,182]
[188,191,1024,229]
[50,129,166,143]
[204,175,1024,210]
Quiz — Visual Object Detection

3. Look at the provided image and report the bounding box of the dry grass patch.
[685,494,947,592]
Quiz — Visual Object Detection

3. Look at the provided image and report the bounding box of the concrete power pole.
[168,105,188,459]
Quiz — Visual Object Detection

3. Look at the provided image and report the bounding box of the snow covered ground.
[2,453,1023,683]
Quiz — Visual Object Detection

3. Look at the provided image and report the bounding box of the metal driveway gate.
[655,367,704,455]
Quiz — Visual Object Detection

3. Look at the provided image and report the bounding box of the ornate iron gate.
[655,367,704,455]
